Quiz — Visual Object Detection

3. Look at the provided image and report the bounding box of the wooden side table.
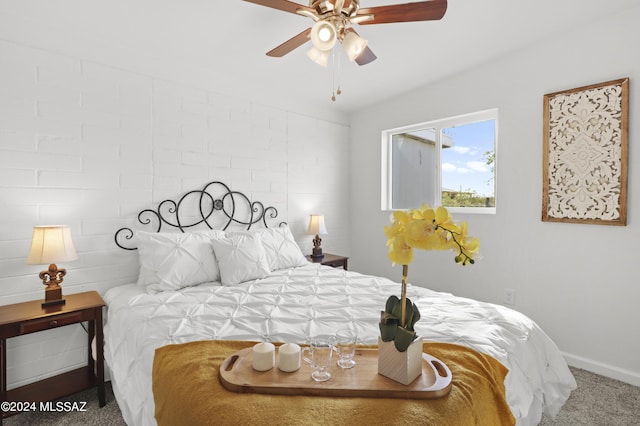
[307,253,349,270]
[0,291,105,419]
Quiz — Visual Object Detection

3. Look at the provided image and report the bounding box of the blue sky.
[441,120,495,197]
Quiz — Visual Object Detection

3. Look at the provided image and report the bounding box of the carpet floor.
[4,367,639,425]
[539,367,640,426]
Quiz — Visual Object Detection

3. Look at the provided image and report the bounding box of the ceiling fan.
[243,0,448,67]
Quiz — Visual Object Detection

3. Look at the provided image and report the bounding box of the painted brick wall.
[0,39,350,389]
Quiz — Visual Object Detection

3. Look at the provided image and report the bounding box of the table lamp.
[26,225,78,307]
[307,214,327,259]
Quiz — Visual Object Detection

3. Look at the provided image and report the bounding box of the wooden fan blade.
[266,28,311,57]
[357,0,448,25]
[243,0,311,15]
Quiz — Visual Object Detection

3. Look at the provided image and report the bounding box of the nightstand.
[0,291,105,419]
[307,253,349,270]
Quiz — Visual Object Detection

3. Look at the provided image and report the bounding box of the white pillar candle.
[278,343,301,373]
[252,342,275,371]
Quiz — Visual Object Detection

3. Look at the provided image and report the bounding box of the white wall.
[0,40,350,388]
[349,6,640,386]
[3,1,638,394]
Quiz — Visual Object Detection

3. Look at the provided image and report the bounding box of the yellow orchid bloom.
[391,210,412,225]
[405,219,437,248]
[457,222,479,251]
[460,235,480,257]
[384,204,479,266]
[413,221,439,248]
[383,221,404,242]
[388,234,414,265]
[415,204,435,221]
[434,206,451,225]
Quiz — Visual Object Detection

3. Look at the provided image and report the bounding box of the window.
[381,109,497,213]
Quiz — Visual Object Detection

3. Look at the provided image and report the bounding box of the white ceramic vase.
[377,336,423,385]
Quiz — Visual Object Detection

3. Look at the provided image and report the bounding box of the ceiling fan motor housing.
[310,0,359,18]
[307,0,361,44]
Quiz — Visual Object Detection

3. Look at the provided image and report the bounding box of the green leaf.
[404,300,414,330]
[380,295,422,350]
[410,301,421,328]
[379,322,397,342]
[385,295,400,314]
[391,298,404,319]
[380,311,398,325]
[393,327,416,352]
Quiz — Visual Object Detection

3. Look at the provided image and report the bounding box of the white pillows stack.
[136,226,307,292]
[137,230,225,293]
[232,226,308,272]
[210,232,271,287]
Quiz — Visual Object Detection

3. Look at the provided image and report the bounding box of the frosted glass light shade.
[310,21,337,51]
[26,225,78,265]
[307,215,328,235]
[342,31,368,61]
[307,47,330,67]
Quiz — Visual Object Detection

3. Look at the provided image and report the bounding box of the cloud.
[451,146,471,154]
[467,161,489,172]
[443,161,489,174]
[442,163,457,172]
[443,163,471,174]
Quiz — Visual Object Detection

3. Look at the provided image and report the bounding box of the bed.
[105,181,576,426]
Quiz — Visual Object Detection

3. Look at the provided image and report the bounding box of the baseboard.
[563,351,640,387]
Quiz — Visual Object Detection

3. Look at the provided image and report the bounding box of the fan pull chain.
[331,49,342,102]
[336,50,342,96]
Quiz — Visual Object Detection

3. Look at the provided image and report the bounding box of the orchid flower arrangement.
[380,205,480,351]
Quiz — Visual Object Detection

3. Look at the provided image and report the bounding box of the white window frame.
[381,108,498,214]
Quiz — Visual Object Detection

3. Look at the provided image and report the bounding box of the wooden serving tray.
[219,347,452,399]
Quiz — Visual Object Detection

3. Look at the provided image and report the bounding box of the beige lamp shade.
[307,215,328,235]
[26,225,78,265]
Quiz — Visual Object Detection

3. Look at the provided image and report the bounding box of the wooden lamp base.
[40,264,67,308]
[311,246,324,259]
[311,234,324,259]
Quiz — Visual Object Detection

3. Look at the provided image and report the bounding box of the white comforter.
[104,263,576,426]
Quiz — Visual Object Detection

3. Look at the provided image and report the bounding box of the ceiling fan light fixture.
[307,47,330,67]
[310,20,337,51]
[247,0,449,68]
[342,31,368,61]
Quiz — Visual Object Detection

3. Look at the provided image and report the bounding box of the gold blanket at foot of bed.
[152,340,515,426]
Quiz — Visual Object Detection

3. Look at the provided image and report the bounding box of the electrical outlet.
[504,288,516,306]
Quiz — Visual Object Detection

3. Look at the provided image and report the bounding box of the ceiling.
[1,0,638,113]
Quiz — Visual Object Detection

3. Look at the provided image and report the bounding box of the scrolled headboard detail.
[114,181,281,250]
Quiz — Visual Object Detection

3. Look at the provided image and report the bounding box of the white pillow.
[136,230,225,293]
[212,233,270,286]
[245,226,308,271]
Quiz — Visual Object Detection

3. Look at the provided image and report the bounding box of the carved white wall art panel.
[543,78,629,225]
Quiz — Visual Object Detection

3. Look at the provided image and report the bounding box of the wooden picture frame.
[542,78,629,225]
